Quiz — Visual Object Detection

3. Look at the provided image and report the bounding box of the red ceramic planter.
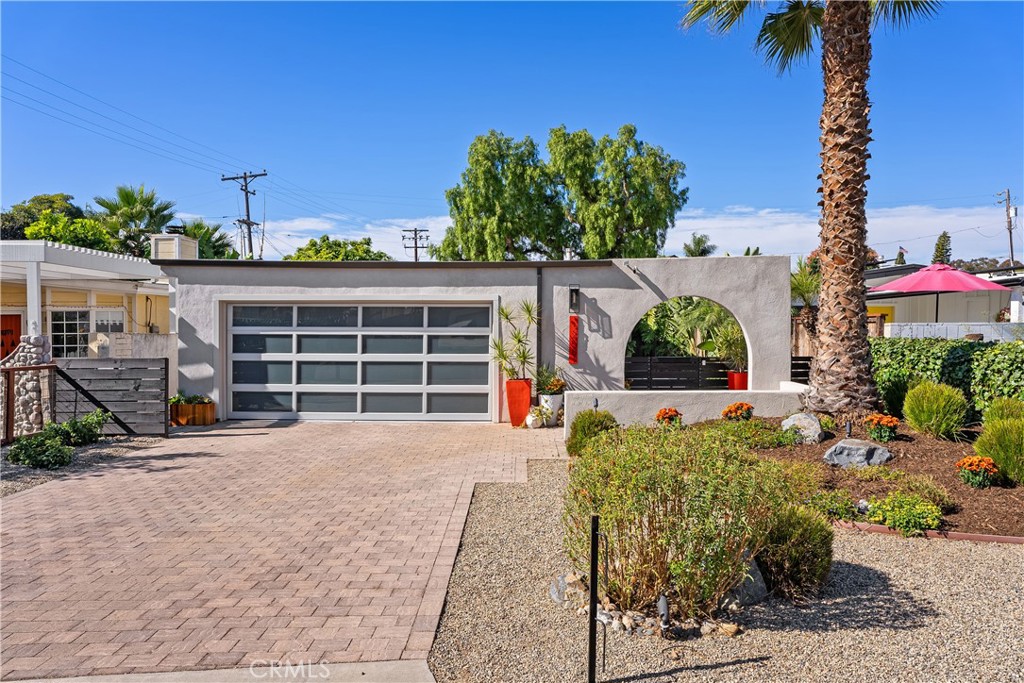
[505,379,532,427]
[727,371,748,391]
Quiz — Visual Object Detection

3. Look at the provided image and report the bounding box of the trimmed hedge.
[869,338,1024,417]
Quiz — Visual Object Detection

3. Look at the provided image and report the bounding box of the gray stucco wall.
[162,255,794,422]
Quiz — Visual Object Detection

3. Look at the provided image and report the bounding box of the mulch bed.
[758,420,1024,538]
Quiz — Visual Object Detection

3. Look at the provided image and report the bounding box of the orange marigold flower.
[722,402,753,420]
[864,413,899,429]
[656,407,681,424]
[955,456,999,476]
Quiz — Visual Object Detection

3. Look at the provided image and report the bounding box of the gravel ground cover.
[0,435,162,497]
[430,459,1024,683]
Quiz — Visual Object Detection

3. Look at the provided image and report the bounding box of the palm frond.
[870,0,940,29]
[681,0,758,33]
[756,0,823,74]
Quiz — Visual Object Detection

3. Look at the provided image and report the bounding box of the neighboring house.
[156,256,802,424]
[0,239,175,361]
[866,263,1022,324]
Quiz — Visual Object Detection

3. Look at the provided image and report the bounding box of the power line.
[402,227,430,262]
[222,171,267,260]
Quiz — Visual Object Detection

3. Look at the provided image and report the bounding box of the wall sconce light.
[568,284,581,313]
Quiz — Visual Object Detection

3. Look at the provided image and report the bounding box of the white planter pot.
[539,394,563,427]
[525,413,542,429]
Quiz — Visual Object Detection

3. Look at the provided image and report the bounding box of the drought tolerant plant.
[721,402,753,421]
[563,425,793,614]
[955,456,1000,489]
[806,489,860,522]
[974,418,1024,484]
[902,381,968,440]
[168,392,213,405]
[490,301,538,380]
[534,365,566,395]
[695,418,801,449]
[565,410,618,457]
[867,492,942,537]
[863,413,899,443]
[655,407,682,427]
[7,435,74,470]
[43,409,110,447]
[847,466,954,513]
[984,396,1024,424]
[757,505,834,599]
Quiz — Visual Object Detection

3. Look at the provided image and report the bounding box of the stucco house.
[156,255,805,425]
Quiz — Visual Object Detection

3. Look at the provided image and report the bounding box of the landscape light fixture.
[569,284,581,313]
[845,420,853,438]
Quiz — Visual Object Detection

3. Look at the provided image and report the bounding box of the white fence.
[885,323,1024,342]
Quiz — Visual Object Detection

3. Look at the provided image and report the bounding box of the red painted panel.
[568,315,579,365]
[0,314,21,361]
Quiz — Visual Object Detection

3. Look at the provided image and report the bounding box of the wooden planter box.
[170,403,216,426]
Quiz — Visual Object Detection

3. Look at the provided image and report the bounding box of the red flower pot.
[505,379,532,427]
[727,371,748,391]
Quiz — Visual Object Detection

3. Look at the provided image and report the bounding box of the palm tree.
[682,232,717,257]
[791,256,822,335]
[94,185,176,257]
[682,0,938,414]
[167,219,239,259]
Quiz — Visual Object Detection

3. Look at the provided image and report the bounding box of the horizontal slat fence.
[791,356,812,384]
[625,356,729,390]
[55,358,168,437]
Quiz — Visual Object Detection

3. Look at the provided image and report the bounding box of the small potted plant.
[168,392,216,426]
[863,413,899,442]
[955,456,1000,489]
[535,364,566,427]
[525,404,552,430]
[491,301,538,428]
[722,402,754,421]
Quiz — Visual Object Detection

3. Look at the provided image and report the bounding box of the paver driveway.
[1,422,565,681]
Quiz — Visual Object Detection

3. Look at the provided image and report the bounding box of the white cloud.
[668,203,1015,264]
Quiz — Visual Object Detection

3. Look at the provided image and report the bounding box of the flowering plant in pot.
[534,364,566,427]
[701,322,748,390]
[168,392,215,426]
[491,301,538,427]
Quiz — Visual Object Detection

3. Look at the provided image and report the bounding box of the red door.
[1,314,22,361]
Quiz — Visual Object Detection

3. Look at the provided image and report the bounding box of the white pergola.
[0,241,165,335]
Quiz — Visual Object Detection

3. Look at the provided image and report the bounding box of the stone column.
[0,335,53,438]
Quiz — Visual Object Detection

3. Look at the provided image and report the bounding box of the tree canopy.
[932,231,952,264]
[432,124,688,261]
[682,233,717,257]
[24,211,113,251]
[94,185,176,258]
[1,193,85,240]
[284,235,393,262]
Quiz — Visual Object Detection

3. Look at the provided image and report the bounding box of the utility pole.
[402,227,430,262]
[998,188,1017,275]
[222,170,267,259]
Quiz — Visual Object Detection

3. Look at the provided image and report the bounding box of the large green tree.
[432,124,688,261]
[682,0,938,414]
[932,231,952,264]
[94,185,176,257]
[167,219,239,260]
[24,211,113,251]
[284,235,393,261]
[1,193,85,240]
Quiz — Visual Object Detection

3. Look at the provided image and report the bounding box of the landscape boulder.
[823,439,893,468]
[781,412,824,444]
[721,557,767,611]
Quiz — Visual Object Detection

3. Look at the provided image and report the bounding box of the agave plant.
[491,300,538,379]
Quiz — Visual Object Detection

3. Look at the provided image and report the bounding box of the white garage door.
[227,303,492,421]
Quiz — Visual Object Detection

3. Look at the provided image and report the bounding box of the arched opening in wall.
[625,297,749,390]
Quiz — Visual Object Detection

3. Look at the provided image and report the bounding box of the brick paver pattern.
[1,422,565,680]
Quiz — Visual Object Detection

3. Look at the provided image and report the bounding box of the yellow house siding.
[95,293,125,307]
[48,289,89,307]
[1,282,28,307]
[133,294,170,333]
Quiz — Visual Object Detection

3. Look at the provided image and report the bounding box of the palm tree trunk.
[805,0,879,414]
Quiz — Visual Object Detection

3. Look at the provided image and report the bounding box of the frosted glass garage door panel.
[362,306,424,327]
[298,335,357,354]
[232,306,293,327]
[297,307,357,327]
[428,307,490,328]
[428,362,488,385]
[232,335,293,354]
[363,393,422,413]
[232,361,292,385]
[427,336,489,355]
[428,393,489,414]
[298,362,357,385]
[232,392,293,412]
[363,335,422,354]
[363,362,423,385]
[298,393,357,412]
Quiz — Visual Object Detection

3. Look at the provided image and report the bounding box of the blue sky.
[2,1,1022,262]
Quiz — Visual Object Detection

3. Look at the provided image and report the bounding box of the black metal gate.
[625,356,730,390]
[55,358,169,437]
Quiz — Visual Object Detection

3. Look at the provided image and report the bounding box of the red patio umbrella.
[868,263,1010,322]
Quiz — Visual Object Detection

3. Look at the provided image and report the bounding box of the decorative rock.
[857,499,870,515]
[549,575,568,604]
[782,412,824,444]
[722,558,768,610]
[622,614,635,631]
[700,621,717,636]
[595,609,614,625]
[824,439,893,468]
[718,622,742,637]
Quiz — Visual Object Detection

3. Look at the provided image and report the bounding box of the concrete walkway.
[1,422,565,681]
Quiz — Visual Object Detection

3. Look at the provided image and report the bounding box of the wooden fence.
[55,358,168,437]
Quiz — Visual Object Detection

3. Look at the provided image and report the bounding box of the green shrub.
[563,425,792,615]
[902,381,968,440]
[566,410,618,457]
[971,342,1024,415]
[817,414,838,433]
[757,505,834,599]
[867,492,942,537]
[974,418,1024,484]
[43,410,110,447]
[694,418,800,449]
[898,474,956,513]
[984,396,1024,424]
[806,489,859,521]
[869,338,988,416]
[7,435,73,469]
